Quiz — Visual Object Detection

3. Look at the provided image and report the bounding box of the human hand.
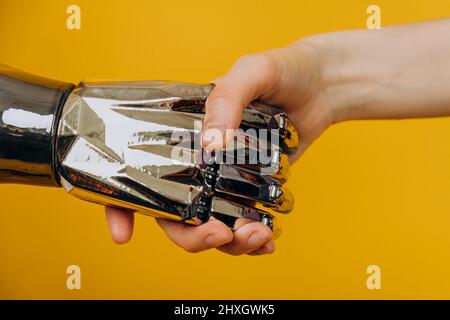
[105,207,274,255]
[106,40,338,255]
[106,19,450,254]
[102,31,389,253]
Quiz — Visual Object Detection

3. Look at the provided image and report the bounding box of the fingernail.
[205,232,225,247]
[202,121,226,149]
[248,231,271,248]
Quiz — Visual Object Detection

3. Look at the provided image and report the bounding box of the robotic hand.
[0,64,298,237]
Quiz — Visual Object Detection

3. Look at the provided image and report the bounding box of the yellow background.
[1,0,450,299]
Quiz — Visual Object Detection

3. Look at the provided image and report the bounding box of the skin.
[105,19,450,255]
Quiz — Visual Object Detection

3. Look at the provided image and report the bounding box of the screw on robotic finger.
[204,165,217,187]
[195,195,212,222]
[278,113,288,137]
[203,150,219,189]
[268,184,282,202]
[195,150,220,223]
[261,214,274,230]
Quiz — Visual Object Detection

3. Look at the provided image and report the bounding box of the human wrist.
[294,30,393,123]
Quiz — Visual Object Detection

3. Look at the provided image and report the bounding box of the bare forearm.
[297,19,450,122]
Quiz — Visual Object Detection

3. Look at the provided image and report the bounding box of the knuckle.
[257,226,273,241]
[182,242,200,253]
[236,52,277,79]
[208,227,234,245]
[220,230,234,244]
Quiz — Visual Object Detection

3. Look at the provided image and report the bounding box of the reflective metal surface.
[56,81,298,236]
[0,64,73,186]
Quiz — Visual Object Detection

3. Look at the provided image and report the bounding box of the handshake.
[0,62,298,256]
[3,20,450,255]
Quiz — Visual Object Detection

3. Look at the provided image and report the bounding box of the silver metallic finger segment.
[225,149,290,183]
[274,114,300,155]
[212,164,294,213]
[213,130,291,181]
[272,151,290,182]
[209,197,282,239]
[240,105,300,155]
